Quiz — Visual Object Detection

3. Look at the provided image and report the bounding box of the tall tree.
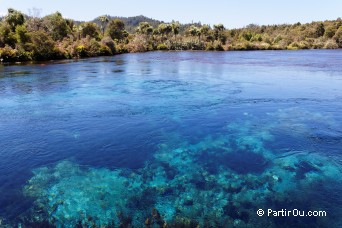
[99,16,109,36]
[81,22,100,40]
[158,23,172,37]
[171,22,180,37]
[6,8,24,31]
[43,12,71,41]
[137,22,153,35]
[106,19,127,41]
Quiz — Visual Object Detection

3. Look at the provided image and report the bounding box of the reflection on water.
[0,51,342,227]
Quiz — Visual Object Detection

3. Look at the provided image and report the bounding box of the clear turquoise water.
[0,50,342,227]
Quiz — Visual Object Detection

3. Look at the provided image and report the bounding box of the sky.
[0,0,341,28]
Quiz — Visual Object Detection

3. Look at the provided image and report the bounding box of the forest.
[0,8,341,62]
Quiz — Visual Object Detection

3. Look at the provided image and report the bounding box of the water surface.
[0,50,342,227]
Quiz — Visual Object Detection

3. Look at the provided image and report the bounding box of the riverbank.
[1,9,342,63]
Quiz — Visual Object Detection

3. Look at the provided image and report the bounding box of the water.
[0,50,342,227]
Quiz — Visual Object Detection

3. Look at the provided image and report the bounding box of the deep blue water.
[1,50,342,227]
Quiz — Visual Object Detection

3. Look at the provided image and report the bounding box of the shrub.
[0,45,31,62]
[99,44,112,56]
[127,35,148,52]
[324,26,336,38]
[323,39,338,49]
[0,45,19,61]
[81,22,100,40]
[101,36,115,53]
[333,27,342,47]
[251,34,263,42]
[75,45,86,57]
[115,43,128,54]
[157,43,168,50]
[30,30,62,60]
[87,39,101,56]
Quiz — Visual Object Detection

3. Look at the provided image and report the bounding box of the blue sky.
[0,0,341,28]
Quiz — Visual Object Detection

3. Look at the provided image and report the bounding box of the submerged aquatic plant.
[23,108,342,227]
[24,161,142,227]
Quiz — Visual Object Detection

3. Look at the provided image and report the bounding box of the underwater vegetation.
[21,108,342,227]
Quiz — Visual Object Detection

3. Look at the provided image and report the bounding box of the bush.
[127,35,148,52]
[0,45,31,62]
[101,36,116,53]
[30,30,63,60]
[333,27,342,47]
[115,43,128,54]
[87,39,101,56]
[323,39,338,49]
[206,40,224,51]
[75,45,86,57]
[157,43,168,50]
[324,26,336,38]
[99,44,112,56]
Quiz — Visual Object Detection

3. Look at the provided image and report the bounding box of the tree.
[6,8,25,31]
[171,22,180,37]
[15,25,30,44]
[99,16,109,35]
[25,17,45,32]
[324,26,336,38]
[0,22,17,47]
[81,22,100,40]
[106,19,127,41]
[333,26,342,47]
[189,25,201,41]
[214,24,225,32]
[137,22,153,35]
[29,30,59,60]
[43,12,71,41]
[315,23,325,38]
[213,24,227,44]
[200,25,210,40]
[158,23,172,37]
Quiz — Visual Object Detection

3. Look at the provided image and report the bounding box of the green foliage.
[213,24,227,44]
[171,22,180,37]
[101,36,116,53]
[99,16,109,35]
[44,12,71,41]
[136,22,153,35]
[314,23,325,38]
[200,25,210,37]
[75,45,86,57]
[158,23,173,36]
[15,25,31,44]
[1,7,342,62]
[0,44,31,62]
[251,34,263,42]
[324,26,336,38]
[242,32,253,41]
[189,25,200,37]
[0,22,17,47]
[333,26,342,47]
[30,30,62,60]
[99,44,112,55]
[206,40,224,51]
[157,43,168,50]
[5,8,24,31]
[106,19,127,41]
[81,22,101,40]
